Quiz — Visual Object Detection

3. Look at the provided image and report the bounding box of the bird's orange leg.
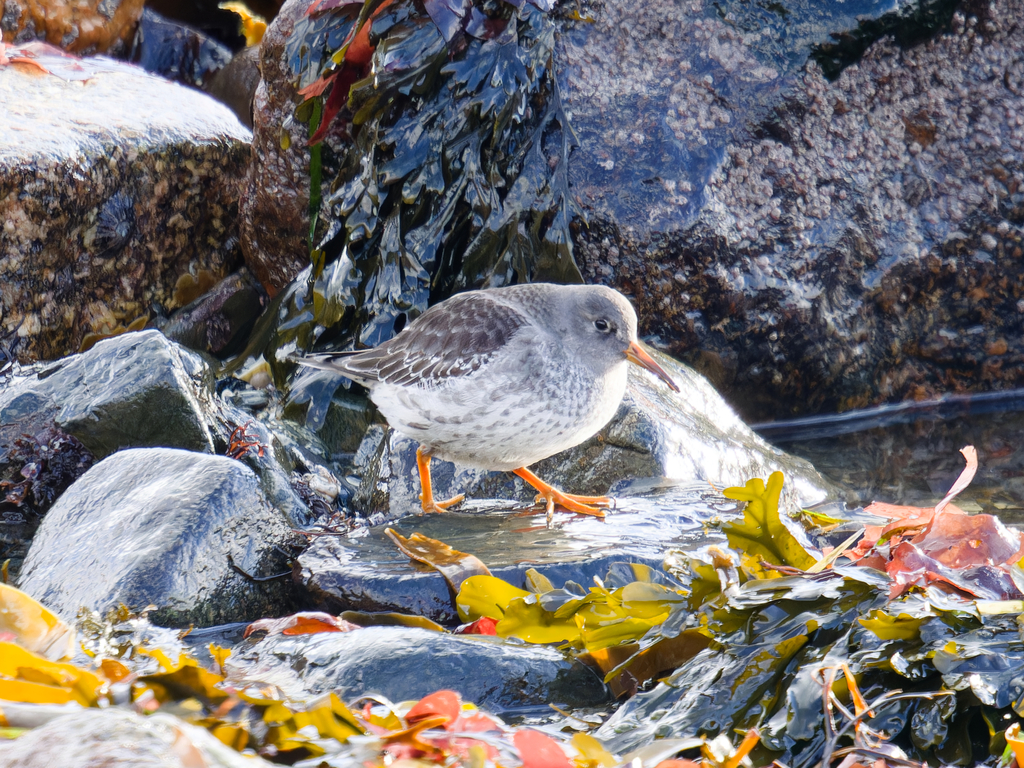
[416,447,465,514]
[512,467,610,519]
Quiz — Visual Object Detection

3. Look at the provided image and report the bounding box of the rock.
[314,387,378,458]
[206,44,262,127]
[301,483,729,623]
[0,330,315,520]
[238,0,349,295]
[0,330,217,461]
[161,268,267,357]
[0,0,143,55]
[226,625,609,710]
[351,352,832,520]
[131,7,234,89]
[0,707,277,768]
[0,48,251,360]
[17,447,298,626]
[570,0,1024,419]
[216,403,317,528]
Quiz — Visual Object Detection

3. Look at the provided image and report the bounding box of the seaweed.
[234,0,583,425]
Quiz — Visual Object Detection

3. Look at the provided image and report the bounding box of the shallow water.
[757,389,1024,524]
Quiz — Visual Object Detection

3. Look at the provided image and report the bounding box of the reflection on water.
[347,483,735,571]
[757,389,1024,524]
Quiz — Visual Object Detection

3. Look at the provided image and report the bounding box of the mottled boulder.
[568,0,1024,419]
[226,625,609,710]
[0,0,143,55]
[17,447,298,626]
[0,49,251,360]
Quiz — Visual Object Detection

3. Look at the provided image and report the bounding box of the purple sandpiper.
[295,283,679,518]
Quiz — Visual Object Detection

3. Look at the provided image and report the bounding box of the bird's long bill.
[626,342,681,393]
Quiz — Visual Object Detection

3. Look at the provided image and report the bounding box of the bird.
[294,283,680,518]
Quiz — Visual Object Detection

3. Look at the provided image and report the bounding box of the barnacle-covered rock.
[0,47,251,360]
[0,0,143,55]
[571,0,1024,419]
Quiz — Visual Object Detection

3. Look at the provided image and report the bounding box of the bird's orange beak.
[626,342,680,393]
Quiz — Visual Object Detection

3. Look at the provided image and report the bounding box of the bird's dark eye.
[594,319,611,333]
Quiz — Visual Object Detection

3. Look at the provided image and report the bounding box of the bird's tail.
[286,351,360,376]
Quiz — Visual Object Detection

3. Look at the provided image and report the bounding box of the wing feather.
[296,291,528,387]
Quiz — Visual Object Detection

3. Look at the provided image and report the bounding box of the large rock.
[226,625,609,710]
[299,482,731,623]
[17,447,298,626]
[0,49,251,360]
[238,0,347,295]
[568,0,1024,419]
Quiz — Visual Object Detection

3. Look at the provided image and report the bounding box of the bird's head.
[566,286,680,393]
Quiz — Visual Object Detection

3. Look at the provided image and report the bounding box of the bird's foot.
[532,489,609,519]
[420,493,465,514]
[513,466,610,520]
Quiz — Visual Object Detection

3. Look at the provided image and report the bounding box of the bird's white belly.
[369,361,629,471]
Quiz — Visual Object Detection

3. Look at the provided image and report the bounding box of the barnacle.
[94,190,136,253]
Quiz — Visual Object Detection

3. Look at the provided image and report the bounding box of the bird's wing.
[336,291,529,387]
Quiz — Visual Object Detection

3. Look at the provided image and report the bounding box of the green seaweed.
[245,0,583,425]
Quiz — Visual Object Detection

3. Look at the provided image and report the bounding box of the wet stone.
[0,0,143,55]
[161,268,267,358]
[0,50,250,360]
[0,330,217,461]
[225,625,610,712]
[299,483,733,624]
[206,44,262,128]
[131,7,234,89]
[17,447,298,627]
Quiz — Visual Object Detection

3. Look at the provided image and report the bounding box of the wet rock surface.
[17,447,299,627]
[206,44,262,128]
[300,483,733,623]
[131,7,233,88]
[226,625,610,710]
[0,706,276,768]
[0,50,251,360]
[351,353,833,522]
[0,330,217,461]
[572,0,1024,419]
[160,268,267,357]
[0,0,143,55]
